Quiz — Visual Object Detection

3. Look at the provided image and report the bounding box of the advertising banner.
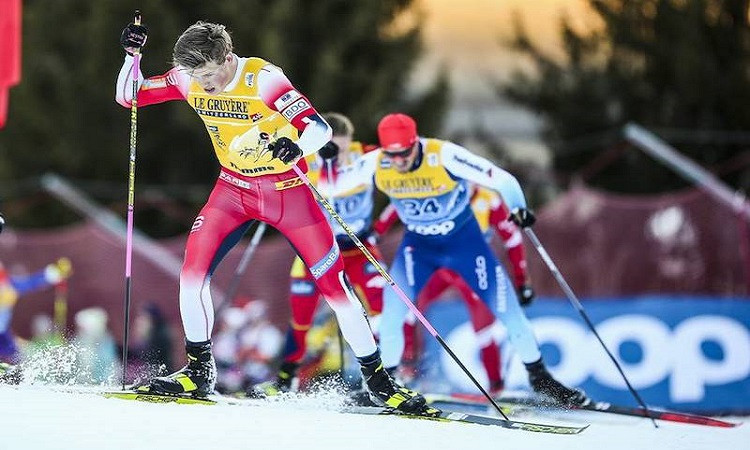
[419,296,750,413]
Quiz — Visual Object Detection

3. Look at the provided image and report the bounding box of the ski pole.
[523,228,658,428]
[215,221,267,316]
[291,164,511,420]
[121,10,142,390]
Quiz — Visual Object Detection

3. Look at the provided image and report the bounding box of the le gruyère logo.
[381,177,435,194]
[192,97,249,120]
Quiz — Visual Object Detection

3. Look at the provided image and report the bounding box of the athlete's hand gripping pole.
[291,163,511,421]
[523,228,658,428]
[121,10,143,390]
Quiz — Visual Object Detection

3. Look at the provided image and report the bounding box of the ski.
[102,390,217,405]
[102,389,587,434]
[427,392,741,428]
[343,405,588,435]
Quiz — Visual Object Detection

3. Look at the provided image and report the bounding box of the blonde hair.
[322,112,354,138]
[172,21,233,69]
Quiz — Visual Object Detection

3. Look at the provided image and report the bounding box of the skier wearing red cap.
[375,183,534,394]
[333,113,589,406]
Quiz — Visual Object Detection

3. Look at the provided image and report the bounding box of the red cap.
[378,113,418,150]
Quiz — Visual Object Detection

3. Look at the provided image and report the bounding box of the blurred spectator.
[0,258,72,364]
[72,307,118,384]
[131,302,174,376]
[213,306,249,393]
[236,300,283,388]
[27,314,65,351]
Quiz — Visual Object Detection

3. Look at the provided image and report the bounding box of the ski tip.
[661,414,742,428]
[518,422,590,435]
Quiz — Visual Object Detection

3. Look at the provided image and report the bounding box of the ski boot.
[347,373,377,407]
[247,361,299,398]
[359,353,440,417]
[526,358,589,407]
[138,340,216,398]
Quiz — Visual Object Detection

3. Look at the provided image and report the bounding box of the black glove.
[269,137,302,164]
[120,23,148,55]
[0,213,4,234]
[517,284,535,306]
[509,208,536,228]
[318,141,339,160]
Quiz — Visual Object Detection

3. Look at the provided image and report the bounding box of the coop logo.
[190,215,205,233]
[407,220,455,236]
[526,315,750,402]
[475,256,488,290]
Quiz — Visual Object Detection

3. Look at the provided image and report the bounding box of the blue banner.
[417,296,750,413]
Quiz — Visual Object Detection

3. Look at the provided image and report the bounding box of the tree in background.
[501,0,750,194]
[0,0,447,233]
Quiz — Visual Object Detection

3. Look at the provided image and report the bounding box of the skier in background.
[377,185,535,394]
[332,113,589,406]
[252,113,388,396]
[0,257,72,381]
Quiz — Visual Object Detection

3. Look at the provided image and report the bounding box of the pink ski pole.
[121,10,142,390]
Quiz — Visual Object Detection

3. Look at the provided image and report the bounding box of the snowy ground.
[0,384,745,450]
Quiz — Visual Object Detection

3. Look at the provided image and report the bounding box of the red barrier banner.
[0,0,22,128]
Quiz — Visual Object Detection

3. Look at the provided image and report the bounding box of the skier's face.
[189,54,236,95]
[383,142,417,173]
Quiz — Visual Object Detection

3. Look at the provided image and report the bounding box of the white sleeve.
[115,54,144,107]
[296,115,332,156]
[334,150,379,192]
[441,141,527,211]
